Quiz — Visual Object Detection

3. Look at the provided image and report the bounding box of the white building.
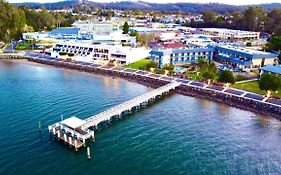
[198,28,260,40]
[51,41,149,65]
[72,20,119,34]
[184,35,216,47]
[22,32,51,41]
[92,31,136,46]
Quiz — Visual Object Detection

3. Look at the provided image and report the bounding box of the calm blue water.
[1,60,281,175]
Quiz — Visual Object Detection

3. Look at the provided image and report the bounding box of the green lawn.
[15,42,32,50]
[232,81,281,98]
[185,72,201,80]
[123,58,151,70]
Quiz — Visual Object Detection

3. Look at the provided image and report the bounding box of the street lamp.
[150,67,155,73]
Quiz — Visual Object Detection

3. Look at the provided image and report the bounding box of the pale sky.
[6,0,281,5]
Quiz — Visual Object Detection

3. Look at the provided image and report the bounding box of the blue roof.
[216,54,253,65]
[261,65,281,74]
[150,50,165,56]
[172,48,214,53]
[150,47,214,56]
[215,46,277,59]
[50,28,80,35]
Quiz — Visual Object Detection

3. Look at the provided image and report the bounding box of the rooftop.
[261,65,281,75]
[216,45,278,58]
[50,27,80,35]
[200,28,259,34]
[60,116,86,129]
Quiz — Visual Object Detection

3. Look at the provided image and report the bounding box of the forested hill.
[12,0,281,13]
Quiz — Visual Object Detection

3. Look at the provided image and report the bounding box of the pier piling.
[87,147,91,160]
[38,121,41,133]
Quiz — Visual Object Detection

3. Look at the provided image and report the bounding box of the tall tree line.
[189,7,281,35]
[0,0,89,42]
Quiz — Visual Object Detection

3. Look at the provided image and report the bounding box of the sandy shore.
[0,58,47,67]
[0,58,116,79]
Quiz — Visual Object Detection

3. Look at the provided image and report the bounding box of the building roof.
[162,43,186,49]
[50,27,80,35]
[200,28,259,35]
[215,45,278,59]
[261,65,281,75]
[216,53,253,65]
[150,47,214,56]
[60,116,86,129]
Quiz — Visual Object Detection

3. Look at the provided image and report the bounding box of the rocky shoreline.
[26,57,281,119]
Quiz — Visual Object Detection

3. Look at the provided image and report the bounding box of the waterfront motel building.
[149,45,278,69]
[214,45,278,69]
[149,47,214,68]
[51,41,149,65]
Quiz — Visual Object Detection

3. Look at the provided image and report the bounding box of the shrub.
[246,42,252,47]
[259,73,281,92]
[218,70,235,84]
[59,52,67,56]
[67,53,74,57]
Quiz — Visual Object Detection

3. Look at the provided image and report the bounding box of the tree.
[129,31,137,37]
[196,58,217,83]
[22,24,34,33]
[197,57,208,69]
[175,19,181,24]
[137,33,157,48]
[265,9,281,35]
[246,42,252,47]
[202,71,215,84]
[218,70,235,84]
[259,73,281,97]
[162,64,174,75]
[242,7,266,31]
[0,1,26,41]
[202,10,217,25]
[265,35,281,51]
[122,22,130,34]
[141,61,157,71]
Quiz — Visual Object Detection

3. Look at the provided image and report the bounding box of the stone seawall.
[28,58,281,119]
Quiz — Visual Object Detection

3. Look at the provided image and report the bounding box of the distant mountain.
[100,1,242,13]
[13,0,83,9]
[12,0,281,13]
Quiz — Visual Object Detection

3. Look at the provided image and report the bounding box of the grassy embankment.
[15,42,32,50]
[123,58,151,69]
[232,81,281,98]
[124,58,166,74]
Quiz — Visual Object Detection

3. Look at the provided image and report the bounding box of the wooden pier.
[48,81,181,150]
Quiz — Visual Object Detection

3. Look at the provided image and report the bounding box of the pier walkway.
[82,81,181,129]
[48,81,181,150]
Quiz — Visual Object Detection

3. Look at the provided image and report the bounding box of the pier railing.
[82,81,181,129]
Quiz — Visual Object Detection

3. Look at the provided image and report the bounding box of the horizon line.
[8,0,281,6]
